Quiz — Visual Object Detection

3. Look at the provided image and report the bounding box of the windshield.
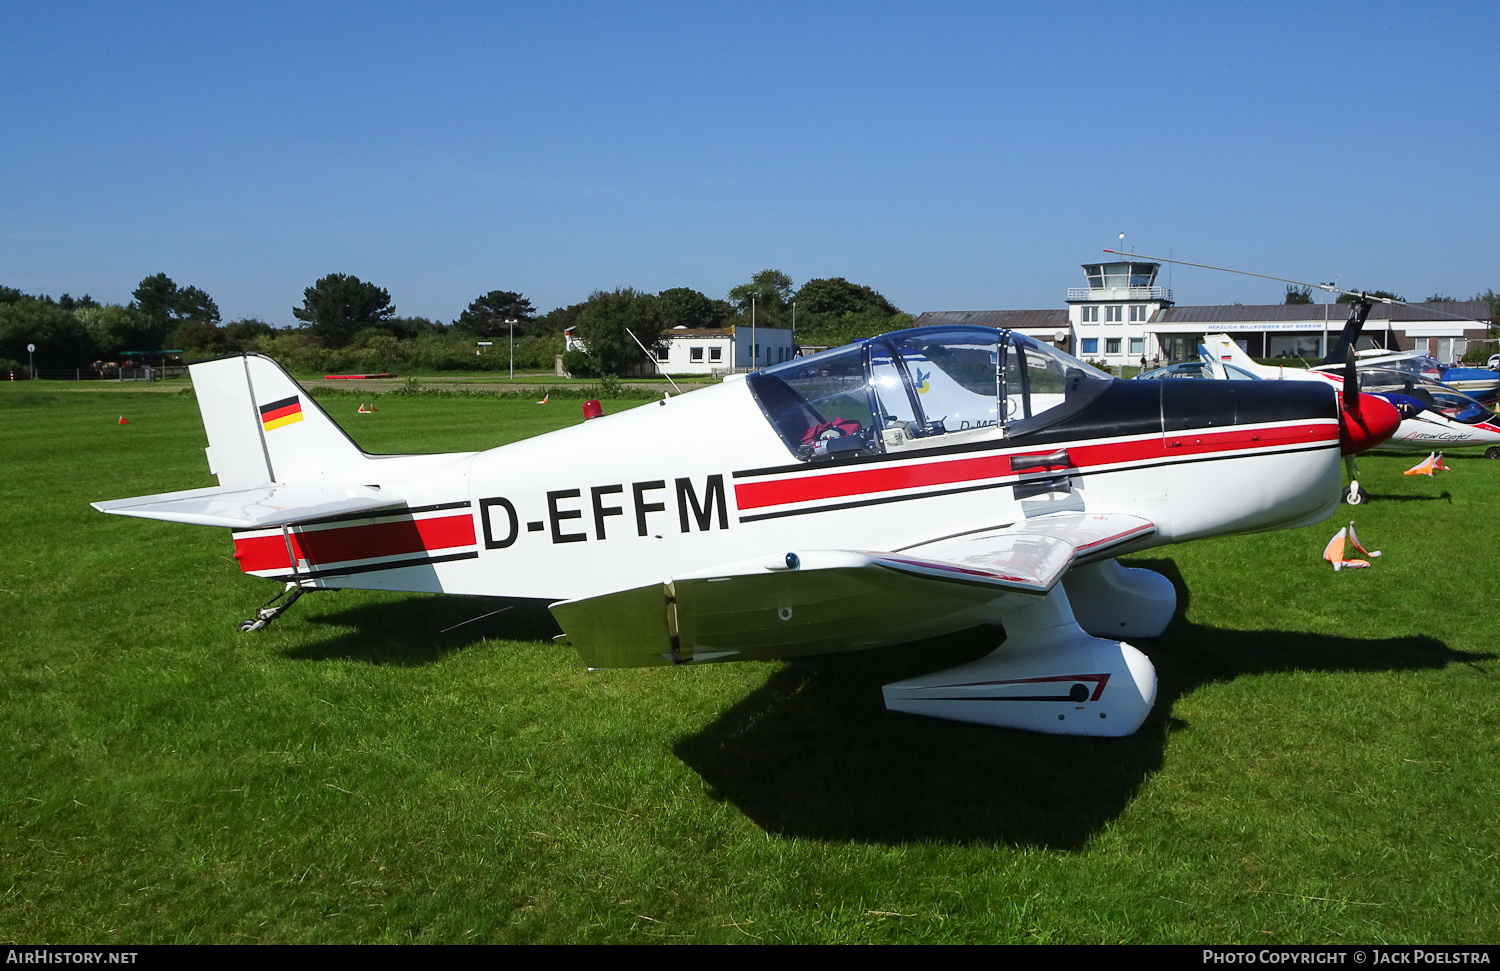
[1423,388,1495,425]
[1368,353,1444,381]
[747,326,1114,460]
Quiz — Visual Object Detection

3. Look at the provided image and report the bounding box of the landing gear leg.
[239,581,312,632]
[883,585,1157,736]
[1343,456,1368,505]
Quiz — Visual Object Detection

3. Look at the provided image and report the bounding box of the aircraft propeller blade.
[1343,346,1359,412]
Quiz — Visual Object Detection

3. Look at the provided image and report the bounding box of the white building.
[916,260,1492,366]
[566,325,795,376]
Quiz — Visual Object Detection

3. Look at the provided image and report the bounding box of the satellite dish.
[1053,330,1067,343]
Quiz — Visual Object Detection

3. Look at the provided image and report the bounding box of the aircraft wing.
[887,511,1156,587]
[554,512,1156,668]
[91,483,404,529]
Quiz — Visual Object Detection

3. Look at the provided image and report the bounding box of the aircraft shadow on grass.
[277,562,1487,851]
[673,558,1489,849]
[283,595,562,665]
[1366,491,1452,503]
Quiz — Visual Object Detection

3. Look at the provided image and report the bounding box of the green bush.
[561,349,595,378]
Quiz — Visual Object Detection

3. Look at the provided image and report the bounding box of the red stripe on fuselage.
[734,421,1336,511]
[233,514,476,574]
[736,452,1015,510]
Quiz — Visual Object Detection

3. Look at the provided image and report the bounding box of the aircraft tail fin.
[192,354,368,488]
[1200,334,1260,373]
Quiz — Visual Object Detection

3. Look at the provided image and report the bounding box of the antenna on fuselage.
[626,328,684,395]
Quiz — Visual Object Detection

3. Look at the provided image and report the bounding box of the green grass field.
[2,385,1497,943]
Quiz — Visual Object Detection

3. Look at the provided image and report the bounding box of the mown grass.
[1,385,1497,943]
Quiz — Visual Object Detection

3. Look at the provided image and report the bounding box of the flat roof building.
[565,324,794,376]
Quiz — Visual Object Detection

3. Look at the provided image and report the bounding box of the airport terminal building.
[915,261,1493,366]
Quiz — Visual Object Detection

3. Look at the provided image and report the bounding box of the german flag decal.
[259,396,304,431]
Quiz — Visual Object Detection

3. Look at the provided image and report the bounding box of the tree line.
[0,268,908,377]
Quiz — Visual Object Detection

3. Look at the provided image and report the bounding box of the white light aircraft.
[93,325,1397,737]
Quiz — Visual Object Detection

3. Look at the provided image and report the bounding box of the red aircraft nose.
[1339,391,1401,455]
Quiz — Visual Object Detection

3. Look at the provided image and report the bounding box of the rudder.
[193,354,367,488]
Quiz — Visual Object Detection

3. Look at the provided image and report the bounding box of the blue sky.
[3,1,1496,326]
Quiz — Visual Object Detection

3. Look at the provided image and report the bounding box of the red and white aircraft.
[1203,333,1500,454]
[93,326,1397,736]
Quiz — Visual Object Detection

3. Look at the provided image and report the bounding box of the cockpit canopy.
[1357,367,1497,426]
[746,326,1113,461]
[1354,352,1445,382]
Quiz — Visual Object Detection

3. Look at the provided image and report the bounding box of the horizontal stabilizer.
[91,483,403,529]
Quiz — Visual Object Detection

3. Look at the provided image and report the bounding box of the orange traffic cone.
[1404,452,1438,476]
[1323,521,1379,571]
[1347,521,1381,560]
[537,393,549,405]
[1323,525,1371,571]
[117,415,128,425]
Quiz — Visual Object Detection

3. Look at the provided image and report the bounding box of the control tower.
[1066,261,1175,365]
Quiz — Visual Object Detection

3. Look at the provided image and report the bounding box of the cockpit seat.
[801,417,866,457]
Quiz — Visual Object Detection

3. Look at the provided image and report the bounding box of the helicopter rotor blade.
[1100,249,1490,328]
[1102,249,1357,300]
